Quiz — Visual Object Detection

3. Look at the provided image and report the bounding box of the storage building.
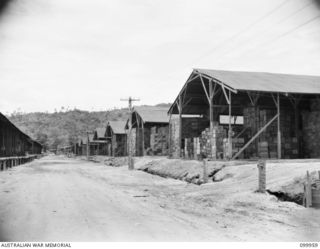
[106,120,127,157]
[0,112,43,157]
[168,69,320,160]
[126,107,169,156]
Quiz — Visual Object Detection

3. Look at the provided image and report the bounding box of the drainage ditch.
[267,190,304,205]
[141,165,225,185]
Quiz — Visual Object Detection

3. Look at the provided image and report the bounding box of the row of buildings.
[0,112,43,158]
[75,68,320,161]
[75,108,170,157]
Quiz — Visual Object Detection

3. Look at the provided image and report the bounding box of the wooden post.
[141,121,145,156]
[135,112,141,156]
[203,159,208,183]
[209,80,214,159]
[194,137,198,160]
[128,100,134,169]
[277,93,281,159]
[232,114,279,160]
[168,113,172,157]
[305,171,312,208]
[178,94,183,158]
[86,132,90,161]
[113,134,116,157]
[228,90,232,159]
[121,97,140,169]
[257,160,266,193]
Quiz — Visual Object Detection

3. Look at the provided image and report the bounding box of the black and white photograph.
[0,0,320,246]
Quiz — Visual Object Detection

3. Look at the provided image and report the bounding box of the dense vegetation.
[7,104,171,150]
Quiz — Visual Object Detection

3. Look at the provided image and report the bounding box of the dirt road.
[0,156,319,241]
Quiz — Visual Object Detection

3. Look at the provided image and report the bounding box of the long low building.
[0,112,43,157]
[168,69,320,160]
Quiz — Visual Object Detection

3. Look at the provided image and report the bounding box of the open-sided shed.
[168,69,320,160]
[126,107,170,156]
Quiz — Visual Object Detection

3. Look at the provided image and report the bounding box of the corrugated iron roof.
[195,69,320,94]
[107,120,126,134]
[134,107,169,124]
[0,113,43,149]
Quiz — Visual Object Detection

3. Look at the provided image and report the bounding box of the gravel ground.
[0,155,319,241]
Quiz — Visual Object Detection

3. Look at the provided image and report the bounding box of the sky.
[0,0,320,114]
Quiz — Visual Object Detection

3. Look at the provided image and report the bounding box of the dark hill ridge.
[7,103,171,150]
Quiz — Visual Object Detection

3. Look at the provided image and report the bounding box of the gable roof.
[78,138,83,145]
[80,137,87,145]
[194,69,320,94]
[88,133,94,142]
[0,113,43,149]
[134,107,169,124]
[107,120,126,134]
[0,112,31,140]
[95,127,106,138]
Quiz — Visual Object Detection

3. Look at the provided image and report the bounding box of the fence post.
[257,160,266,193]
[305,171,312,208]
[203,159,208,183]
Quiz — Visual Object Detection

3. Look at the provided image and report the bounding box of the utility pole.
[121,97,140,170]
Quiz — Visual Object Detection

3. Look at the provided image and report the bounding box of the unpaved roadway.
[0,155,319,241]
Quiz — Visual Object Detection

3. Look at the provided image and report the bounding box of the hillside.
[7,104,171,150]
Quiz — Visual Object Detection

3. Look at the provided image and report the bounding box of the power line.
[234,13,320,60]
[160,1,319,88]
[267,14,320,43]
[213,0,314,65]
[159,0,292,84]
[190,0,291,64]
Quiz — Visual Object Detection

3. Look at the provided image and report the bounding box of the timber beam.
[232,114,279,159]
